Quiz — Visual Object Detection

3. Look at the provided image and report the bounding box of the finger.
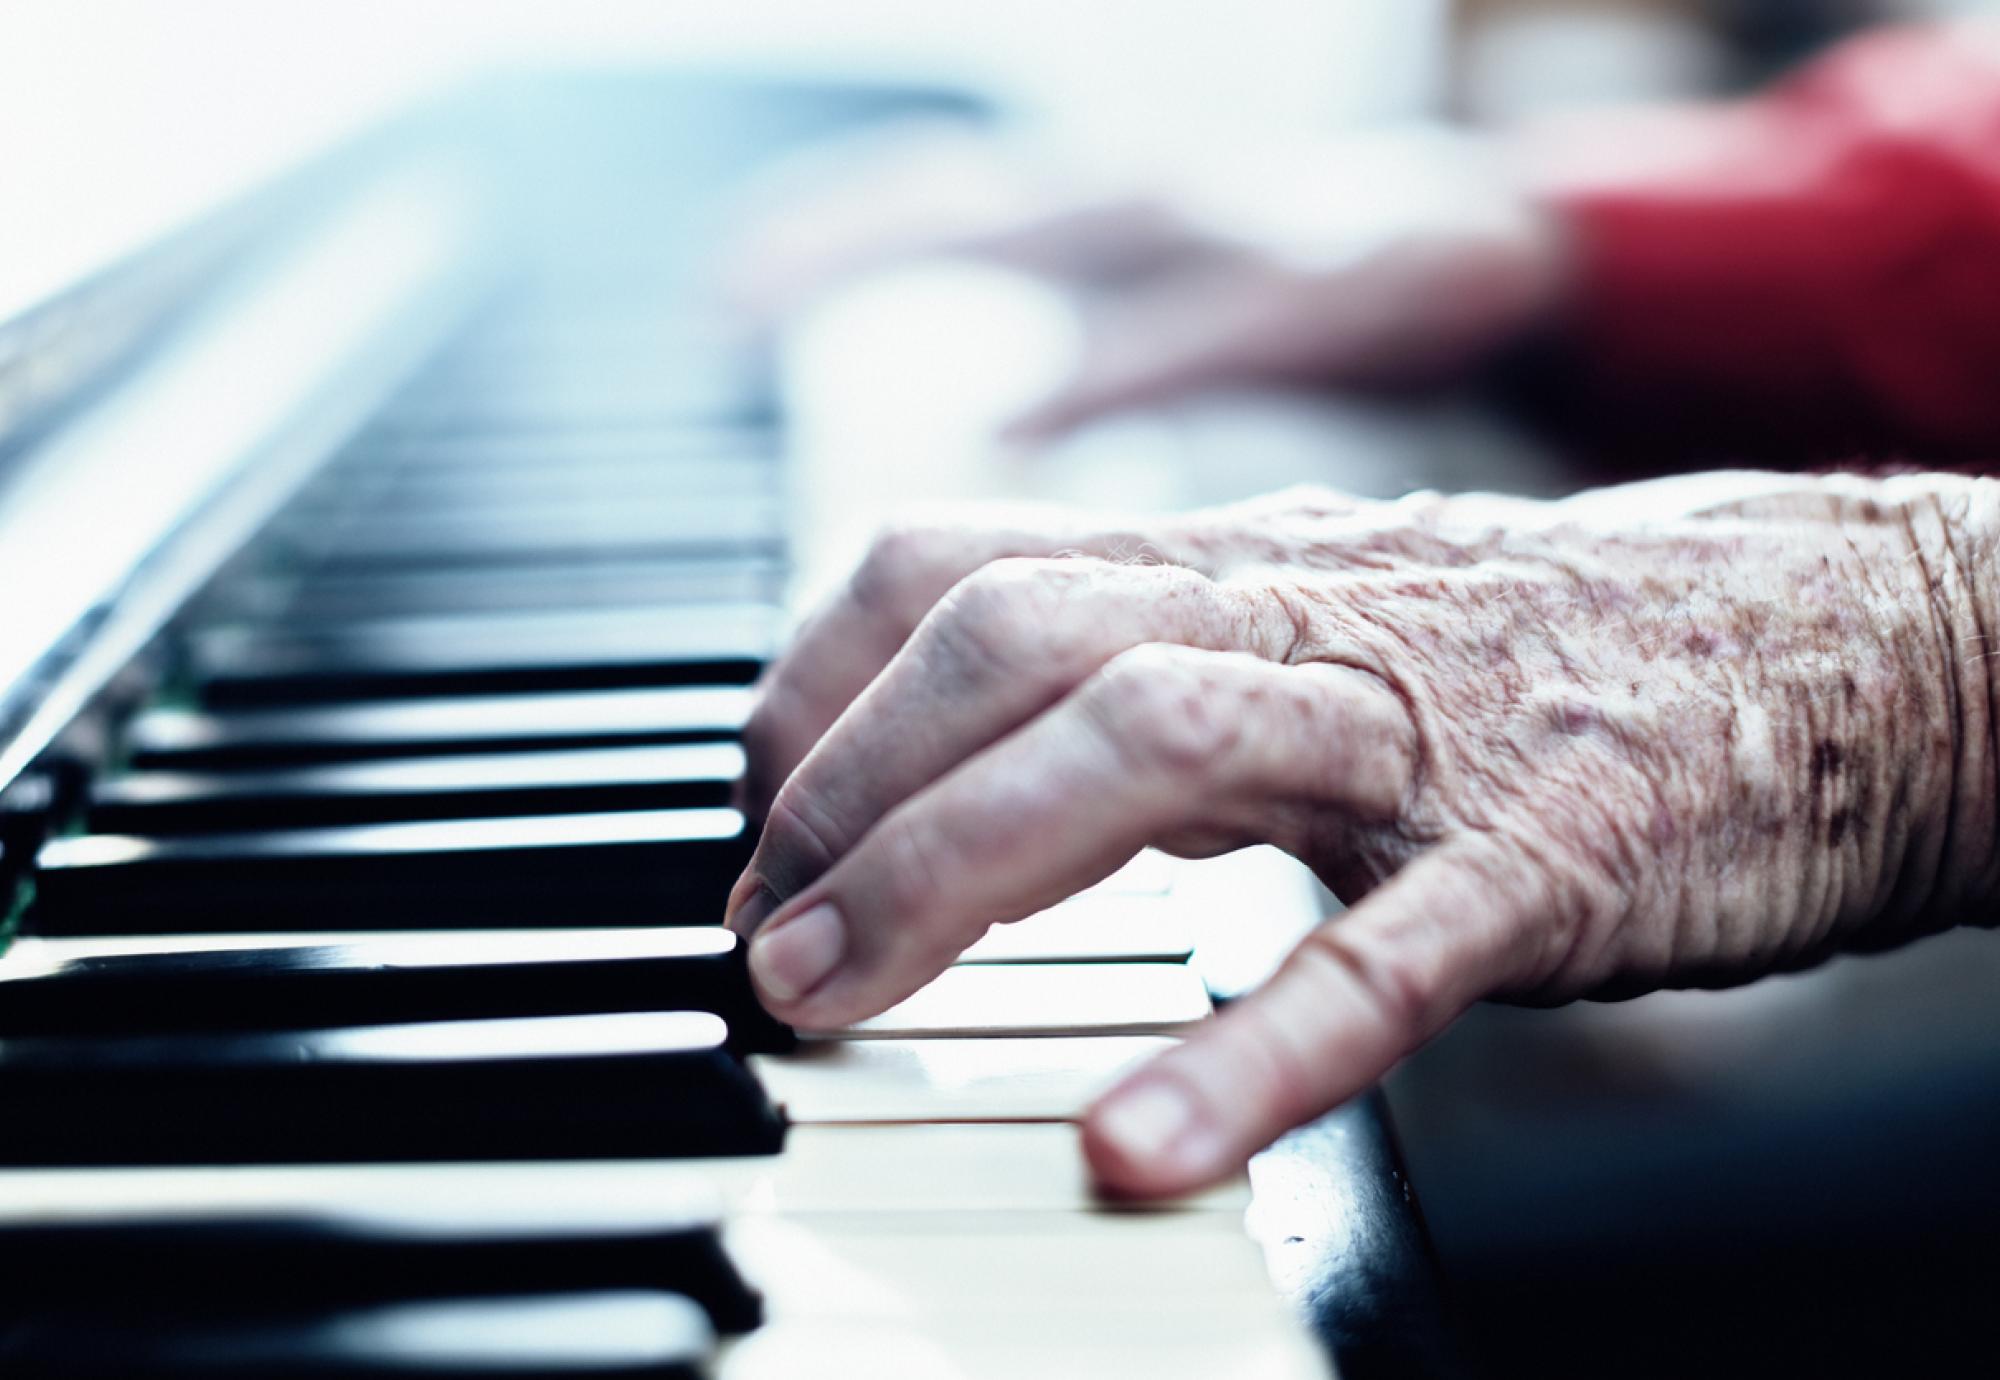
[941,197,1199,282]
[742,645,1415,1030]
[740,512,1115,820]
[719,126,1183,324]
[1006,241,1489,441]
[731,557,1268,931]
[717,126,1043,323]
[737,507,1217,823]
[1082,837,1551,1199]
[738,524,983,821]
[1004,269,1303,440]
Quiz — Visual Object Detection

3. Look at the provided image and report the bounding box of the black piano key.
[374,375,772,432]
[0,1011,787,1164]
[205,557,785,625]
[88,743,745,834]
[191,606,776,705]
[371,370,769,435]
[30,809,750,935]
[0,1291,713,1378]
[124,686,751,770]
[0,771,62,861]
[0,842,19,897]
[0,928,794,1053]
[0,1200,761,1332]
[297,446,776,501]
[287,473,777,530]
[271,496,783,571]
[324,423,775,475]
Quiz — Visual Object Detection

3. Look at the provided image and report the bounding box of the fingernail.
[748,900,846,1003]
[1094,1079,1216,1173]
[726,883,780,938]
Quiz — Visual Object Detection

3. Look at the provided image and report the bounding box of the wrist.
[1873,474,2000,939]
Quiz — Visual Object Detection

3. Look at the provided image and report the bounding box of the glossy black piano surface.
[1,1200,764,1332]
[0,1011,788,1165]
[0,928,793,1052]
[122,687,754,770]
[32,809,753,934]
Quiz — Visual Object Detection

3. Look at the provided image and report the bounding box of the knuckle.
[738,693,805,813]
[867,812,1005,965]
[1247,582,1323,664]
[872,812,961,920]
[1258,482,1361,521]
[932,556,1238,688]
[1217,995,1324,1128]
[1207,485,1364,544]
[758,785,850,889]
[739,702,779,773]
[1294,922,1438,1039]
[738,681,792,766]
[1387,487,1447,517]
[1083,643,1246,779]
[852,520,980,626]
[928,556,1104,682]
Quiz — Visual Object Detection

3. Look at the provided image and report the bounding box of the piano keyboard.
[0,74,1396,1378]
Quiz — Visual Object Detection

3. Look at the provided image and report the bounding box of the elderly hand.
[725,473,2000,1197]
[722,128,1565,438]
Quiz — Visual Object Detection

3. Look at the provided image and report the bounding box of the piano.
[0,71,1454,1377]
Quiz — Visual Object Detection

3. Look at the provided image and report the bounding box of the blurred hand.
[725,474,2000,1197]
[721,127,1569,437]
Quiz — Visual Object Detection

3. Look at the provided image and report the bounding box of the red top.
[1531,23,2000,462]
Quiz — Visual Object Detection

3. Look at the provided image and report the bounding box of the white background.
[0,0,1448,323]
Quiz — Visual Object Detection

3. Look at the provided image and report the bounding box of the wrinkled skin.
[725,472,2000,1197]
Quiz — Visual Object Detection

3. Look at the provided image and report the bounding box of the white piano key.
[125,686,755,756]
[749,1037,1172,1124]
[1081,850,1176,896]
[0,1126,1247,1225]
[721,1210,1285,1321]
[718,1316,1330,1380]
[702,1123,1248,1214]
[956,895,1194,964]
[813,963,1211,1040]
[1172,844,1327,1000]
[12,908,1191,966]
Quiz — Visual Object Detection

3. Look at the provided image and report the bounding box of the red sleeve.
[1527,24,2000,462]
